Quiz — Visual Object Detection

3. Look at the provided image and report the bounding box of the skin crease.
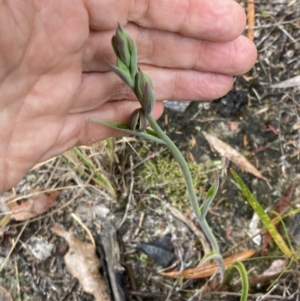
[0,0,257,192]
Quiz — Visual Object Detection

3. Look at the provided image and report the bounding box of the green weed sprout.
[93,24,224,280]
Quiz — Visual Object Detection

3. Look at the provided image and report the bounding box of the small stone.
[164,100,191,112]
[27,236,54,261]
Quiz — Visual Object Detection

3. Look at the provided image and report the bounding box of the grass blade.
[92,118,166,145]
[230,168,294,258]
[73,147,116,198]
[200,172,219,220]
[226,261,249,301]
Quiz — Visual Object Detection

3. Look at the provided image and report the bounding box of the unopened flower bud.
[129,108,147,131]
[107,60,135,89]
[128,36,137,79]
[144,82,156,115]
[111,24,138,81]
[112,24,131,67]
[135,70,156,115]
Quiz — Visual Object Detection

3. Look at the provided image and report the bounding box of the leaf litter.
[249,259,287,285]
[51,223,110,301]
[0,286,12,301]
[270,75,300,88]
[202,131,268,182]
[27,236,54,261]
[160,249,255,279]
[6,191,59,221]
[3,1,300,300]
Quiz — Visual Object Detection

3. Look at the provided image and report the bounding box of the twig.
[247,0,255,41]
[0,221,28,272]
[163,201,211,254]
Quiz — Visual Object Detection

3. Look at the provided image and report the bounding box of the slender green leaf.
[92,118,166,145]
[226,261,249,301]
[105,137,115,163]
[230,168,294,258]
[197,251,225,282]
[270,210,293,254]
[107,61,134,88]
[129,36,137,79]
[200,172,219,220]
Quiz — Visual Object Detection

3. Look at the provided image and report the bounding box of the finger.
[85,0,246,42]
[83,27,256,75]
[72,67,233,113]
[40,100,165,161]
[1,98,162,192]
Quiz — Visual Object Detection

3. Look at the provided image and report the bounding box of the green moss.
[136,143,215,210]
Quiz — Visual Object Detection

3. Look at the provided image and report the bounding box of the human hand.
[0,0,256,192]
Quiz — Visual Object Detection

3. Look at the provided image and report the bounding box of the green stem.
[146,115,223,270]
[146,115,200,216]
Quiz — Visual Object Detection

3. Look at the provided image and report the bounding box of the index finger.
[85,0,246,42]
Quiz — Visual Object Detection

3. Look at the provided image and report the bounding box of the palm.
[0,2,89,190]
[0,0,257,192]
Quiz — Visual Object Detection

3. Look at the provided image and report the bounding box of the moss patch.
[136,143,216,211]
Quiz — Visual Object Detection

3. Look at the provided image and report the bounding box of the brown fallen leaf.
[7,191,59,221]
[249,259,287,285]
[51,223,109,301]
[0,286,12,301]
[160,249,255,279]
[202,131,268,182]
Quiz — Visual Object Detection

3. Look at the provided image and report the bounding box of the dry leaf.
[51,223,109,301]
[202,131,268,181]
[160,249,255,279]
[7,191,59,221]
[271,75,300,88]
[249,259,287,285]
[262,259,287,276]
[0,286,12,301]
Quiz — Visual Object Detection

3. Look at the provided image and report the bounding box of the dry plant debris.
[6,191,59,221]
[164,201,211,254]
[271,75,300,88]
[203,131,268,181]
[0,286,12,301]
[2,0,300,300]
[96,219,129,301]
[51,223,110,301]
[160,249,255,279]
[249,259,287,285]
[27,236,54,261]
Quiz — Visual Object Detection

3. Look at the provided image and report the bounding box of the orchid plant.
[93,25,225,281]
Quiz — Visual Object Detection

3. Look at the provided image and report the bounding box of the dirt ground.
[1,1,300,301]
